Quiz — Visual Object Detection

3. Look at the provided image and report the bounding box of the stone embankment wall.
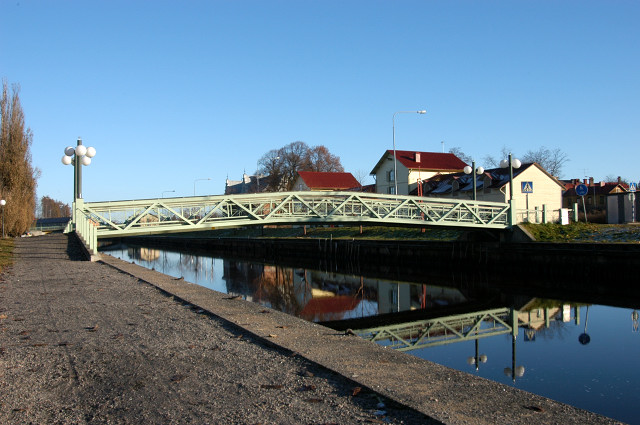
[115,236,640,304]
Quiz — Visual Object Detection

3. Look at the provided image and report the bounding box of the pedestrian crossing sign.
[521,181,533,193]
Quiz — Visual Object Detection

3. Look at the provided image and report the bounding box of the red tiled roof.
[297,171,361,190]
[371,151,468,174]
[390,150,468,170]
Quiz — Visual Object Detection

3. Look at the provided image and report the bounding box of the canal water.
[102,243,640,424]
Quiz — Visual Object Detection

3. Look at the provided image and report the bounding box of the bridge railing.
[69,201,99,256]
[75,191,512,238]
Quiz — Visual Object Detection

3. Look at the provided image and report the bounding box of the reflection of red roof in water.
[300,296,360,322]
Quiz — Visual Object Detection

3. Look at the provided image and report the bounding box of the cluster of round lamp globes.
[463,158,522,176]
[61,145,96,166]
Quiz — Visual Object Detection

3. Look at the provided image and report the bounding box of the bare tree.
[0,80,38,236]
[257,149,285,192]
[280,141,311,190]
[447,147,473,165]
[352,169,372,187]
[257,141,344,191]
[305,145,343,172]
[521,146,568,177]
[483,146,514,168]
[604,175,629,184]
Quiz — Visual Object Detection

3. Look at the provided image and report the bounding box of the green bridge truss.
[70,191,514,255]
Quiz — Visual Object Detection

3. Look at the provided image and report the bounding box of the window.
[388,186,396,195]
[387,170,395,182]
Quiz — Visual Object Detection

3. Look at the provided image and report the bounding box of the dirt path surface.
[0,235,619,424]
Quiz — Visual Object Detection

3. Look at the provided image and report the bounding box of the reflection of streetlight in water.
[504,334,525,382]
[579,306,591,345]
[466,339,487,371]
[632,310,639,332]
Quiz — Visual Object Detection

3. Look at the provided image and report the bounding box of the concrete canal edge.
[98,252,616,424]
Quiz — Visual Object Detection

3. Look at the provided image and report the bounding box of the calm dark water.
[103,244,640,424]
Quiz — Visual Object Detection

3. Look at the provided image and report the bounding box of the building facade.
[370,150,467,195]
[418,162,565,223]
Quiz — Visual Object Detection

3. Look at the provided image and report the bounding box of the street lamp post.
[256,160,261,193]
[500,153,521,226]
[0,199,5,238]
[392,110,426,195]
[62,138,96,228]
[193,178,211,196]
[61,138,97,201]
[463,161,485,201]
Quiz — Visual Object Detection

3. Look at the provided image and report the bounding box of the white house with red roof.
[292,171,361,191]
[370,150,468,195]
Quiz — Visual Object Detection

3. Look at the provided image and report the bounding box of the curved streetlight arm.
[392,110,427,195]
[193,178,212,196]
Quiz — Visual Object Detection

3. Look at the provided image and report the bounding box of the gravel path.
[0,234,431,424]
[0,234,620,425]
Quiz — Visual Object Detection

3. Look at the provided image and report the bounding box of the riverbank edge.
[97,248,616,424]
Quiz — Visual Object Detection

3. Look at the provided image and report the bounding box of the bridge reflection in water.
[102,243,640,424]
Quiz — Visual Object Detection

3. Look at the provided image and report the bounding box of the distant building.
[606,191,639,224]
[225,173,273,195]
[291,171,361,191]
[370,150,467,195]
[562,177,632,223]
[562,177,628,210]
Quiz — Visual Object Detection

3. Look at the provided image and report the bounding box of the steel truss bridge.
[70,191,514,255]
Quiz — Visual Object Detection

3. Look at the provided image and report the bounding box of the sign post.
[521,182,533,222]
[629,182,636,223]
[575,184,589,223]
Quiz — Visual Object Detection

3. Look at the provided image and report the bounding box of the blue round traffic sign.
[576,184,588,196]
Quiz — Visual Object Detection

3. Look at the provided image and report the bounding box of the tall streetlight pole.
[393,110,426,195]
[464,161,485,201]
[193,178,211,196]
[62,138,96,228]
[500,153,521,226]
[61,138,96,201]
[256,160,261,193]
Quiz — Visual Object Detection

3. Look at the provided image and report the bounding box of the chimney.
[415,152,421,163]
[589,177,594,186]
[583,178,588,185]
[618,176,622,184]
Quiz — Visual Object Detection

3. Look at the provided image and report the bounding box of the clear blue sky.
[2,0,638,205]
